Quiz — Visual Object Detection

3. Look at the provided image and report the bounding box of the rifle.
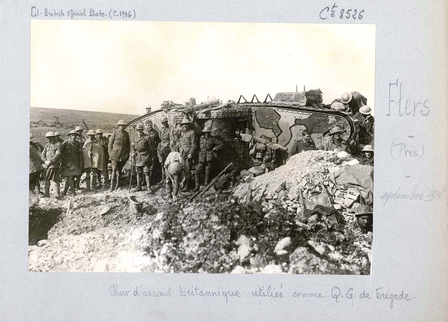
[188,162,233,202]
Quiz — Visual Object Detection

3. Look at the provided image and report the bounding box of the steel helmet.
[329,126,343,135]
[54,131,61,136]
[75,126,83,132]
[354,204,373,216]
[45,131,55,137]
[360,105,372,115]
[117,119,127,126]
[87,129,96,136]
[69,130,79,136]
[95,129,103,134]
[202,126,212,133]
[136,124,144,130]
[167,161,182,176]
[341,92,352,104]
[361,145,374,152]
[161,117,168,124]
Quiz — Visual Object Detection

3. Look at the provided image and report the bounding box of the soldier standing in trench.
[95,129,110,187]
[157,117,171,184]
[73,125,86,190]
[131,124,154,193]
[144,119,160,186]
[60,130,83,197]
[194,125,224,192]
[41,131,62,199]
[179,116,196,192]
[108,120,130,191]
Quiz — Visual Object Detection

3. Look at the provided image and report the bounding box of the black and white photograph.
[29,20,375,274]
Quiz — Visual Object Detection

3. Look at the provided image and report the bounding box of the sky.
[31,21,375,115]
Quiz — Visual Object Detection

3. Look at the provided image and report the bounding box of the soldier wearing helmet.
[73,126,86,190]
[157,116,171,184]
[108,120,130,191]
[41,131,62,198]
[164,151,188,201]
[54,131,64,144]
[194,125,224,192]
[30,137,45,197]
[170,118,183,153]
[179,116,196,191]
[60,130,83,197]
[322,126,353,153]
[354,105,375,145]
[359,144,374,166]
[340,91,367,115]
[144,119,160,185]
[131,124,154,193]
[83,129,105,190]
[95,129,110,186]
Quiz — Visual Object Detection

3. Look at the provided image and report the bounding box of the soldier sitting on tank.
[340,91,368,115]
[164,151,188,201]
[157,117,171,184]
[179,116,196,191]
[322,126,354,154]
[289,130,316,158]
[354,105,374,145]
[170,120,182,153]
[194,126,224,192]
[131,124,154,193]
[108,120,130,191]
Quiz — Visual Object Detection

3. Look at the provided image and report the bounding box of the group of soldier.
[30,115,228,201]
[30,90,375,201]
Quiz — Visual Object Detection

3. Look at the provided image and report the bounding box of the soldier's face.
[357,215,371,229]
[96,134,102,139]
[118,125,125,131]
[303,133,311,142]
[137,130,144,136]
[182,124,188,131]
[69,135,76,142]
[364,151,373,159]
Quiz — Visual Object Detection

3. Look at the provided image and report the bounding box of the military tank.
[125,90,360,178]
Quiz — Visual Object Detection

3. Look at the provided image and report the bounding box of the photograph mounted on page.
[28,21,375,274]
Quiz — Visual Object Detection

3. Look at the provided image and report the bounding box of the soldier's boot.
[109,173,115,192]
[69,177,76,196]
[114,173,120,190]
[204,174,210,186]
[159,169,165,185]
[135,173,142,191]
[181,175,190,192]
[104,172,109,186]
[43,180,50,197]
[193,176,200,192]
[85,176,91,191]
[92,173,98,189]
[61,182,68,197]
[172,181,179,201]
[55,183,62,199]
[145,174,153,194]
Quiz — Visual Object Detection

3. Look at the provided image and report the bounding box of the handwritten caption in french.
[109,283,414,309]
[31,7,136,20]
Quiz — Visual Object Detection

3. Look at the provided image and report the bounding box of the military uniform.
[179,128,196,190]
[132,133,154,191]
[42,140,62,197]
[108,128,130,191]
[354,112,374,145]
[30,144,44,194]
[157,124,171,183]
[60,138,83,196]
[195,133,224,189]
[83,137,105,190]
[97,136,110,185]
